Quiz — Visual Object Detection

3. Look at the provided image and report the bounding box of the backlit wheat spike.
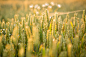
[52,39,58,57]
[56,41,60,57]
[26,38,33,57]
[47,30,50,48]
[58,35,62,55]
[25,26,31,39]
[42,47,46,57]
[67,43,72,57]
[10,43,15,57]
[21,17,25,28]
[32,25,40,45]
[52,19,55,36]
[18,43,24,57]
[43,31,46,44]
[1,20,5,29]
[82,10,85,22]
[39,44,46,57]
[5,28,10,43]
[55,13,59,31]
[14,14,19,22]
[26,14,29,22]
[74,13,78,36]
[58,16,63,35]
[12,26,19,45]
[66,14,69,22]
[64,22,67,36]
[48,32,53,49]
[42,14,45,29]
[45,9,49,23]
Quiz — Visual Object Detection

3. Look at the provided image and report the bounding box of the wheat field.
[0,0,86,57]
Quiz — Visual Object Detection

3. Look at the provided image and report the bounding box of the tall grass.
[0,10,86,57]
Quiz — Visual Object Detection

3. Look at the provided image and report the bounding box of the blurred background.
[0,0,86,22]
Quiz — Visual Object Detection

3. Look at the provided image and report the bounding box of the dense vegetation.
[0,2,86,57]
